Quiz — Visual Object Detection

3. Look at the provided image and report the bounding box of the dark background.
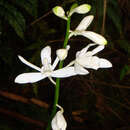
[0,0,130,130]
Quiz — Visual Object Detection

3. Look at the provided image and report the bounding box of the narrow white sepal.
[74,63,89,75]
[52,57,59,70]
[91,45,105,56]
[18,55,41,72]
[41,46,51,65]
[51,67,77,78]
[15,73,45,84]
[76,43,96,57]
[79,31,107,45]
[76,15,94,31]
[66,60,75,67]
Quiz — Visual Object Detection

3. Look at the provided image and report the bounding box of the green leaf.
[0,47,13,66]
[14,0,38,17]
[118,40,130,55]
[0,1,25,38]
[107,7,122,34]
[32,84,38,97]
[0,20,2,35]
[0,124,12,130]
[108,0,118,7]
[120,65,130,80]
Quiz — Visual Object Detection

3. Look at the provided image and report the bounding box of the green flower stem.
[46,17,71,130]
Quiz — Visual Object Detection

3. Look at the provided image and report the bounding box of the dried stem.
[0,108,45,128]
[101,0,107,35]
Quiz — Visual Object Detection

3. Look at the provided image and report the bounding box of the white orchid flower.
[69,15,107,45]
[51,104,67,130]
[15,46,77,85]
[67,44,112,75]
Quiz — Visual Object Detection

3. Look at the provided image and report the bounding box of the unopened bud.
[52,6,67,20]
[51,104,67,130]
[69,4,91,16]
[56,45,70,61]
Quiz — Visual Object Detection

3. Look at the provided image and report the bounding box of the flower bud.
[69,4,91,16]
[56,45,70,61]
[51,104,67,130]
[52,6,67,20]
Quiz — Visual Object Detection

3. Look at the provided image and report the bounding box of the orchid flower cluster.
[15,3,112,130]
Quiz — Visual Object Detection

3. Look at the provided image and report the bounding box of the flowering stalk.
[46,17,71,130]
[14,3,112,130]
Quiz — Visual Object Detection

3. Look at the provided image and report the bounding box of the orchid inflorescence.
[14,3,112,130]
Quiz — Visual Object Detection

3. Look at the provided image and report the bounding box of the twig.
[80,78,130,89]
[101,0,107,35]
[91,89,130,110]
[30,10,52,26]
[81,78,130,110]
[0,90,49,108]
[0,107,45,128]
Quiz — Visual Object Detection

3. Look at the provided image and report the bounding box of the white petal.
[76,43,96,57]
[91,45,104,55]
[77,56,100,70]
[18,55,41,72]
[74,63,89,75]
[76,15,94,31]
[79,31,107,45]
[41,46,51,65]
[52,57,59,70]
[99,58,112,68]
[89,56,100,70]
[51,67,77,78]
[83,56,100,70]
[15,73,46,84]
[69,4,91,16]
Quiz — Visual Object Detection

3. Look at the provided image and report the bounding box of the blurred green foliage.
[0,0,37,38]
